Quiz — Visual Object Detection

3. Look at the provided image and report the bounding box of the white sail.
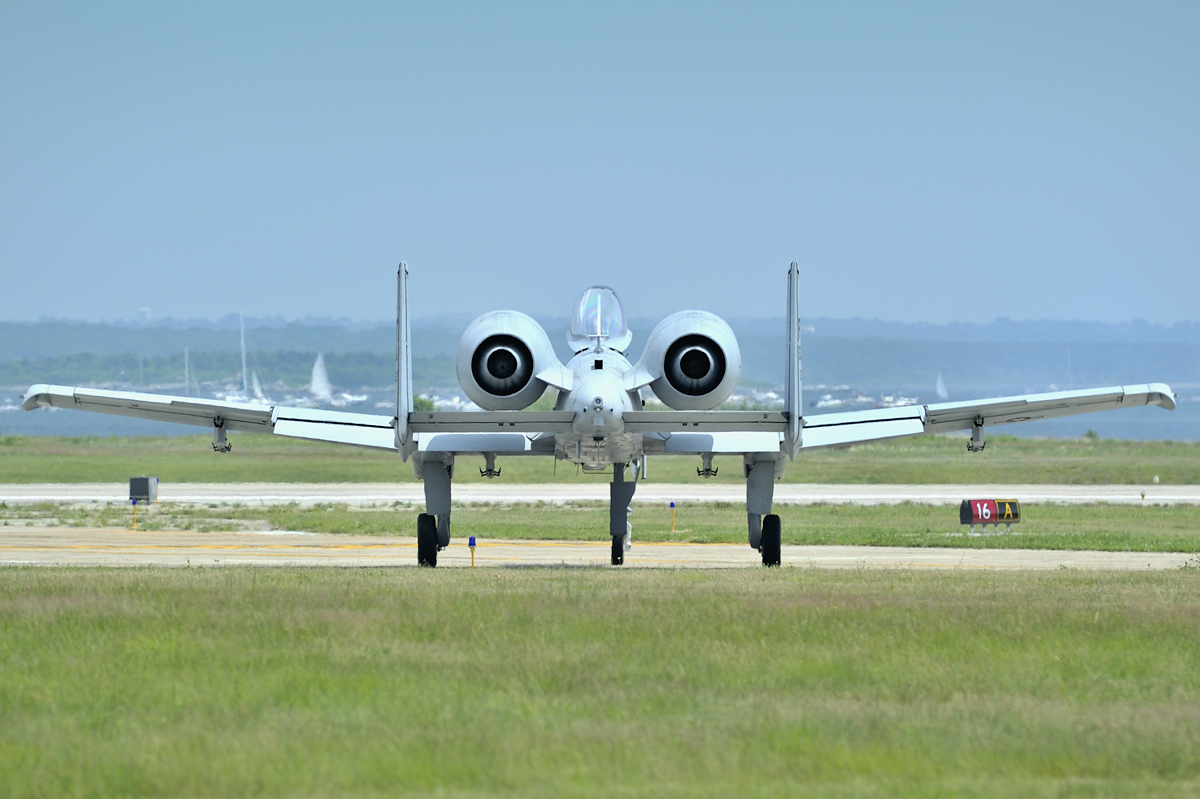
[251,372,269,403]
[310,354,333,402]
[936,372,949,400]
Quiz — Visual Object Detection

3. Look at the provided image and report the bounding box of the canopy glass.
[568,285,632,351]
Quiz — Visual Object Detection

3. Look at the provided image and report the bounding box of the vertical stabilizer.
[784,261,802,458]
[395,262,414,459]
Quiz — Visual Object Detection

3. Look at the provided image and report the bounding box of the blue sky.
[1,2,1196,324]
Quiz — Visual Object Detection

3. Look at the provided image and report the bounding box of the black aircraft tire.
[611,537,624,566]
[417,513,438,567]
[761,514,781,567]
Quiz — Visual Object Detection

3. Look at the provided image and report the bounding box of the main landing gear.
[417,513,438,567]
[416,455,454,568]
[413,451,781,568]
[746,453,783,567]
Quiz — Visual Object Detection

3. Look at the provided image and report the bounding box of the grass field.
[2,568,1198,798]
[1,433,1196,484]
[6,500,1200,554]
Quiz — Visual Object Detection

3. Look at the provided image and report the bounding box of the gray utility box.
[129,476,159,503]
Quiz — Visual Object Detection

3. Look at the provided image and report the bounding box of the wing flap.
[797,406,927,450]
[801,416,927,449]
[271,407,396,450]
[273,419,397,450]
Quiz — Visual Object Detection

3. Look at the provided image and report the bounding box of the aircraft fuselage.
[553,348,643,468]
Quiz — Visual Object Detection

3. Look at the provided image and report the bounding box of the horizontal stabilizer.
[644,431,782,454]
[408,411,576,434]
[419,432,549,454]
[622,410,786,433]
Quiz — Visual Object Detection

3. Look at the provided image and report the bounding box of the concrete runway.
[2,482,1196,506]
[0,526,1192,570]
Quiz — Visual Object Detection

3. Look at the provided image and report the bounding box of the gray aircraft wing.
[629,383,1175,454]
[22,381,1175,456]
[21,384,398,450]
[795,383,1175,451]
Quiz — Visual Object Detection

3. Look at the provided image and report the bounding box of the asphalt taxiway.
[0,526,1192,570]
[2,482,1196,506]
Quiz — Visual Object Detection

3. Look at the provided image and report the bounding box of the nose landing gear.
[760,514,781,567]
[609,461,638,566]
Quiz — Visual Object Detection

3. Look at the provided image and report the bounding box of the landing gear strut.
[610,461,638,566]
[746,453,782,567]
[212,418,232,453]
[416,455,454,567]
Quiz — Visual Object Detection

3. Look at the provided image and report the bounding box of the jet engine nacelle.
[456,311,561,410]
[637,311,742,410]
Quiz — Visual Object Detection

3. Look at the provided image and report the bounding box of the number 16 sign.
[959,499,1021,531]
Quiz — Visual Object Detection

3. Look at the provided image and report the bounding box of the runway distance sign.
[959,499,1021,526]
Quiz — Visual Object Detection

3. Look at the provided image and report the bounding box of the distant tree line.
[3,338,1196,395]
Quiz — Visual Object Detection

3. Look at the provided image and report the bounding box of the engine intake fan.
[472,335,533,397]
[456,311,564,410]
[664,335,726,396]
[634,310,741,410]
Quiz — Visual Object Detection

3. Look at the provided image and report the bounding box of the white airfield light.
[22,262,1176,568]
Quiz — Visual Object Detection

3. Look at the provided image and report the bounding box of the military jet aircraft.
[23,263,1176,566]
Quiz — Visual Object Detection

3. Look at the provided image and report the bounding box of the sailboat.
[310,353,333,403]
[251,372,271,403]
[307,353,368,407]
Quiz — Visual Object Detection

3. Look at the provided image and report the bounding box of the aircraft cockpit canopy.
[568,285,633,352]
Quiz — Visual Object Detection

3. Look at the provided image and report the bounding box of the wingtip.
[1146,382,1176,411]
[21,384,52,411]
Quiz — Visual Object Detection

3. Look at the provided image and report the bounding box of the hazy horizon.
[6,312,1200,337]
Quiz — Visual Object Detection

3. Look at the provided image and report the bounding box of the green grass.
[2,568,1199,797]
[7,500,1200,554]
[1,433,1197,484]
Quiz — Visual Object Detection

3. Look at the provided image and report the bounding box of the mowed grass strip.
[8,500,1200,553]
[1,433,1196,484]
[1,568,1198,798]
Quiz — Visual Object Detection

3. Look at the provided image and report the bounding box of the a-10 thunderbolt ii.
[23,263,1176,567]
